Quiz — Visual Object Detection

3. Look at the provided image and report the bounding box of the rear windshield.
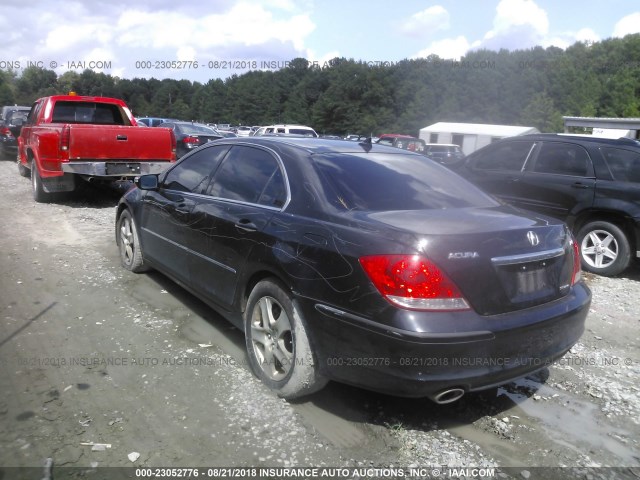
[51,101,127,125]
[288,128,317,137]
[177,124,217,135]
[313,152,498,211]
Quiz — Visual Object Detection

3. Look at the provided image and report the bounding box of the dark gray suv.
[455,133,640,276]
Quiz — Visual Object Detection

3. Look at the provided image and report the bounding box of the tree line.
[1,34,639,136]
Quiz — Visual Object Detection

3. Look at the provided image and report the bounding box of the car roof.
[378,133,416,138]
[263,124,316,129]
[210,135,418,155]
[518,133,640,147]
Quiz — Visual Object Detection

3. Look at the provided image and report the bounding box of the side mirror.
[135,174,158,190]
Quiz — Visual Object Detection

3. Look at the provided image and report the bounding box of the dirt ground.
[0,159,638,479]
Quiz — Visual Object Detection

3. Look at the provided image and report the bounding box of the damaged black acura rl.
[115,136,590,403]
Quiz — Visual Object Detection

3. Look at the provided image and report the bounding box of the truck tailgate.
[68,125,173,161]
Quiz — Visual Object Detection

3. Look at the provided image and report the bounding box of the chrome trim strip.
[314,304,494,344]
[142,228,236,274]
[491,248,565,266]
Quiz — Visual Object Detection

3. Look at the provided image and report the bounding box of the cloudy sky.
[1,0,639,83]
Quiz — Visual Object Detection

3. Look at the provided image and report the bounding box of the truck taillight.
[0,127,12,137]
[60,124,70,152]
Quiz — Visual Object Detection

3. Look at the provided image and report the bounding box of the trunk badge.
[527,231,540,246]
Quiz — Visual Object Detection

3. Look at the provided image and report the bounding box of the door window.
[532,143,593,177]
[162,145,231,194]
[472,141,535,171]
[208,146,287,207]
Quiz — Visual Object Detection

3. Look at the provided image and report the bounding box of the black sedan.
[0,108,30,159]
[115,137,590,402]
[157,121,225,158]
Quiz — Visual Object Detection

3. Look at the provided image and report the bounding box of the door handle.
[571,183,589,189]
[235,219,257,232]
[116,134,128,141]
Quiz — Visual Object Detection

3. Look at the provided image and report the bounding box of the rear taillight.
[359,254,470,311]
[183,136,199,145]
[60,124,70,152]
[0,126,12,136]
[571,236,581,285]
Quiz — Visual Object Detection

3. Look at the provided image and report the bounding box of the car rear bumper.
[61,161,173,177]
[298,283,590,398]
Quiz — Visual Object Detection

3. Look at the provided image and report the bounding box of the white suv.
[254,124,318,137]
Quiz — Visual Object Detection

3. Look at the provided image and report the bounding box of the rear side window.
[208,146,287,207]
[600,147,640,183]
[163,145,231,194]
[471,141,534,171]
[532,142,593,177]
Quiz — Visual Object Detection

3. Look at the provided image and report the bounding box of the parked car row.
[11,97,639,404]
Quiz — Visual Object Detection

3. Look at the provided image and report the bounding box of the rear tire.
[244,279,327,399]
[31,160,52,203]
[576,221,630,276]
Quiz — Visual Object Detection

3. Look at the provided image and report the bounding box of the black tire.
[576,221,631,277]
[116,209,149,273]
[18,160,30,178]
[244,279,327,399]
[31,159,52,203]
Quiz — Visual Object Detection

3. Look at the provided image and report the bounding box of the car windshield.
[313,152,498,212]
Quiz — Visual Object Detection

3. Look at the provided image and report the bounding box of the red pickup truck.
[18,94,176,202]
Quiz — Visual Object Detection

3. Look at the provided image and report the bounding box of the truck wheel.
[116,209,149,273]
[18,160,30,178]
[577,221,631,277]
[31,160,52,203]
[244,279,327,400]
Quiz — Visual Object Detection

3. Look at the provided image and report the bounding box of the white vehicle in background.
[234,126,253,136]
[254,124,318,137]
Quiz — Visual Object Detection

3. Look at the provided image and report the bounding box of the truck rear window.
[51,101,127,125]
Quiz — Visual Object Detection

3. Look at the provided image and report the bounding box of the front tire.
[245,279,327,399]
[116,209,149,273]
[577,221,631,276]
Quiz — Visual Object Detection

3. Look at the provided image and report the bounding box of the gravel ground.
[0,159,638,480]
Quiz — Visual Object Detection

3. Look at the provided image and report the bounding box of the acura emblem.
[527,231,540,246]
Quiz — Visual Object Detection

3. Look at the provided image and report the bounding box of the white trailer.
[419,122,539,155]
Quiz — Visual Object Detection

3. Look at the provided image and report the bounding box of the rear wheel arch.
[239,269,292,315]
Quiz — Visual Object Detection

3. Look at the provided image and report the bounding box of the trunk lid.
[364,206,577,315]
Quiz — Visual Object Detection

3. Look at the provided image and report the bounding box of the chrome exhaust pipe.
[431,388,465,404]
